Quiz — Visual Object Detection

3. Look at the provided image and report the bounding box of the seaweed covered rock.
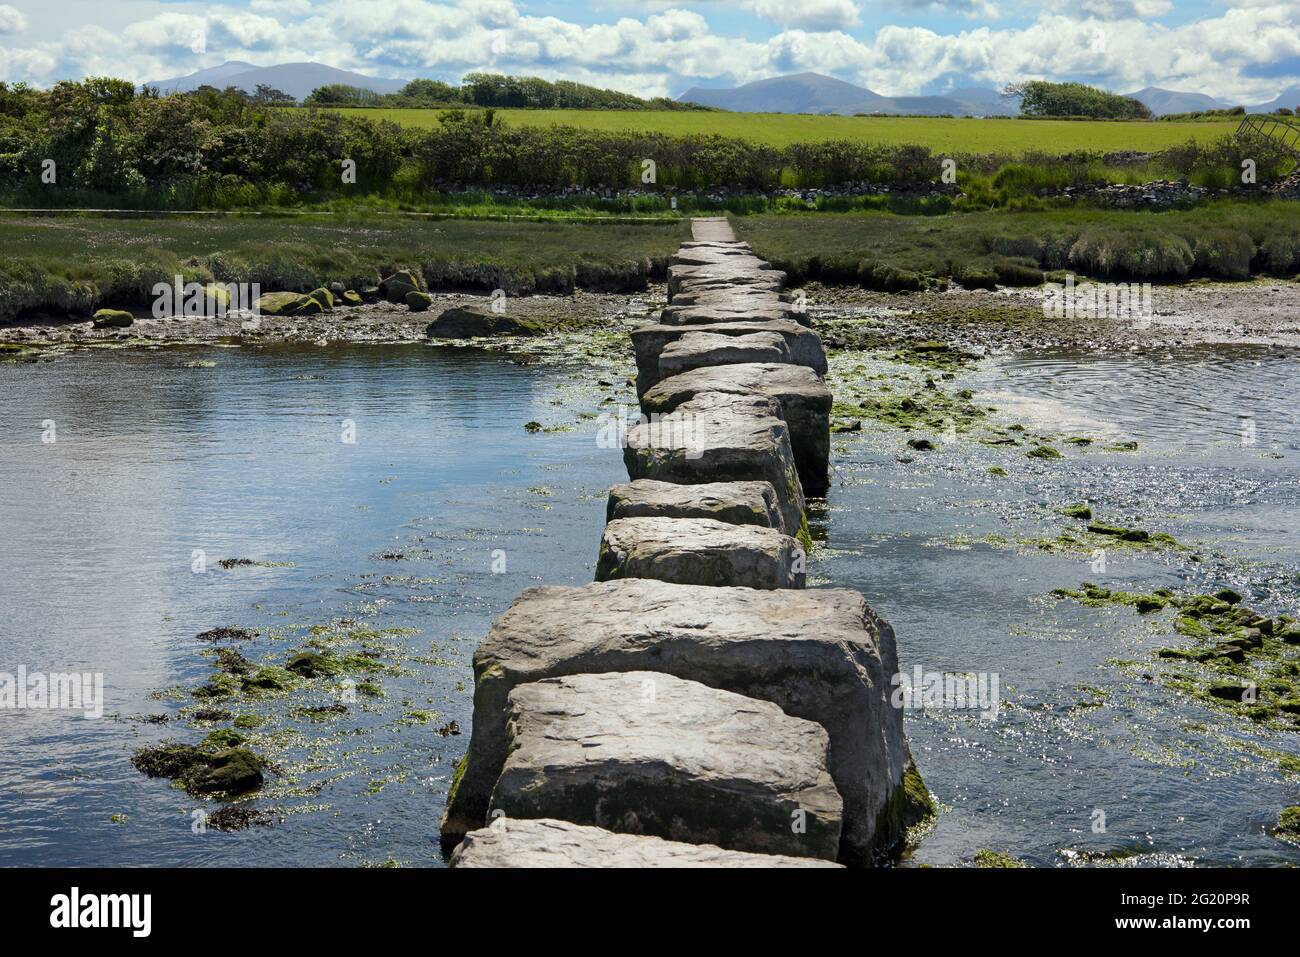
[132,742,265,796]
[490,671,842,859]
[426,306,543,339]
[255,291,327,317]
[91,308,134,328]
[450,817,842,868]
[606,479,788,534]
[405,291,433,312]
[595,516,805,589]
[285,650,340,678]
[440,579,920,866]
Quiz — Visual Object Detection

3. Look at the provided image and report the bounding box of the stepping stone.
[670,271,787,298]
[642,364,832,497]
[450,817,842,868]
[623,390,806,534]
[489,671,843,860]
[658,331,791,378]
[606,479,788,533]
[689,218,738,242]
[632,320,827,397]
[595,516,805,589]
[660,302,798,327]
[439,579,915,867]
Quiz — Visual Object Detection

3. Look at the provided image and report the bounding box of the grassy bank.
[309,107,1244,154]
[0,213,687,321]
[735,202,1300,287]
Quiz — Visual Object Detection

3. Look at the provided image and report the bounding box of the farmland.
[306,106,1244,154]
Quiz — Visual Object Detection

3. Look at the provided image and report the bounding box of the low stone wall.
[440,217,928,867]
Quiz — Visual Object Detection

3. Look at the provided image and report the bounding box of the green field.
[312,107,1243,154]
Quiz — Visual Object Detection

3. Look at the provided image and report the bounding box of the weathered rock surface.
[450,817,842,868]
[642,364,832,497]
[658,331,790,378]
[606,478,788,533]
[91,308,134,328]
[595,516,805,589]
[439,578,916,866]
[632,320,827,397]
[623,390,805,534]
[490,671,842,860]
[426,306,543,338]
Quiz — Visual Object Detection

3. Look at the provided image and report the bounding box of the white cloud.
[751,0,861,31]
[0,3,28,33]
[0,0,1298,108]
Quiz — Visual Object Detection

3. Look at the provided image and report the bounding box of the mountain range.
[145,61,408,100]
[680,72,1300,117]
[143,62,1300,117]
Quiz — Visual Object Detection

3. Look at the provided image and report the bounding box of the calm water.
[0,343,624,866]
[827,345,1300,867]
[1,341,1297,867]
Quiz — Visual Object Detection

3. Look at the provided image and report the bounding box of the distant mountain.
[145,61,408,100]
[1124,87,1231,116]
[677,72,1013,116]
[1248,85,1300,114]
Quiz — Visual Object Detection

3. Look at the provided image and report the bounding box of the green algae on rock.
[132,742,266,796]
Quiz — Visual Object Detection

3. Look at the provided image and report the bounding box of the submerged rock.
[450,817,841,868]
[439,578,921,866]
[132,742,265,796]
[490,671,842,859]
[595,516,805,589]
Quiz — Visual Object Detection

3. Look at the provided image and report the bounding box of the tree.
[251,84,295,106]
[1005,81,1152,120]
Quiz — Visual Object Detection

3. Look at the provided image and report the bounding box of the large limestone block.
[642,364,832,497]
[595,516,805,589]
[632,320,827,397]
[622,390,806,534]
[439,579,916,867]
[490,671,843,860]
[658,330,790,378]
[669,271,787,298]
[449,817,843,868]
[606,478,788,534]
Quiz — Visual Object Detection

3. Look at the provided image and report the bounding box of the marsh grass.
[0,213,687,320]
[735,202,1300,286]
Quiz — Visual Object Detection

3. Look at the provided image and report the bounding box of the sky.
[0,0,1298,102]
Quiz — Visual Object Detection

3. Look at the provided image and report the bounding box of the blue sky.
[1,1,1298,103]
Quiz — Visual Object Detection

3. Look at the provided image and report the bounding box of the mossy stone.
[92,308,134,328]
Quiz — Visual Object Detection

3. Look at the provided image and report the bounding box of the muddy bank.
[807,280,1300,353]
[5,280,1298,356]
[0,288,661,351]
